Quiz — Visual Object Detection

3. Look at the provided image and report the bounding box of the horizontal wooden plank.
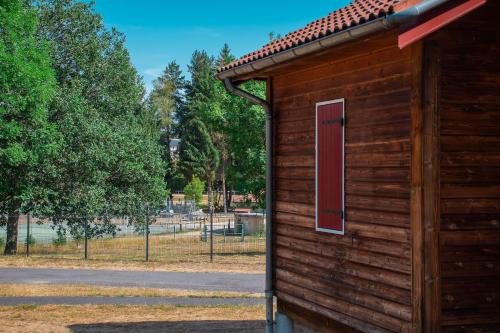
[441,213,500,231]
[347,221,410,243]
[346,152,411,168]
[441,153,500,167]
[440,260,500,278]
[276,256,412,305]
[440,245,500,263]
[276,60,411,100]
[275,143,314,156]
[276,235,411,274]
[275,190,314,205]
[441,167,500,185]
[274,45,410,90]
[276,178,314,192]
[276,246,412,290]
[441,199,500,214]
[346,182,410,198]
[276,269,412,321]
[274,201,315,216]
[276,291,395,333]
[275,156,314,168]
[276,280,410,332]
[348,195,410,214]
[275,167,315,180]
[275,87,410,114]
[440,230,500,246]
[276,131,315,145]
[346,168,410,183]
[347,209,410,228]
[441,185,500,199]
[346,139,411,154]
[275,223,411,258]
[441,135,500,153]
[441,120,500,136]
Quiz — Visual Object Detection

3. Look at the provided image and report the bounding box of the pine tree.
[149,61,187,195]
[178,118,219,213]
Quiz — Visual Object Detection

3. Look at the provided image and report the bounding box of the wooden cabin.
[217,0,499,332]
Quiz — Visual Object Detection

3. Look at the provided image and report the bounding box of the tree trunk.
[222,157,227,214]
[227,188,233,209]
[4,212,20,255]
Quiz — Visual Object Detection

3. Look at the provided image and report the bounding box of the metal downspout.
[223,78,274,333]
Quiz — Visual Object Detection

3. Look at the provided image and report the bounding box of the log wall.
[271,31,417,333]
[435,2,500,332]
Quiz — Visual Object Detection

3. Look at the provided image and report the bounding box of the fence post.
[203,224,207,242]
[84,217,88,260]
[173,225,176,240]
[145,207,150,262]
[241,226,245,242]
[210,211,213,263]
[26,213,30,257]
[223,226,226,243]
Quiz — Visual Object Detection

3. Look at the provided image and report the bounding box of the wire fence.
[0,213,266,262]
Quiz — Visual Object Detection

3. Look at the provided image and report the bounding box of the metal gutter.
[222,78,274,333]
[216,0,451,80]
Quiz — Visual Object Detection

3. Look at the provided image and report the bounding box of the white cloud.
[143,67,163,77]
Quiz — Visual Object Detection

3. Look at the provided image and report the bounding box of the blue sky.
[93,0,351,93]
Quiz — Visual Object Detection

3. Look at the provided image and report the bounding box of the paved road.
[0,296,264,306]
[0,268,264,293]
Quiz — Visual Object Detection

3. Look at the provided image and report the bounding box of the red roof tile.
[218,0,416,74]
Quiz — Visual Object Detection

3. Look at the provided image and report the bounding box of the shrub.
[52,233,67,247]
[184,177,205,206]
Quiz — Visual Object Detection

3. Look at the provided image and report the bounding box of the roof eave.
[216,0,452,81]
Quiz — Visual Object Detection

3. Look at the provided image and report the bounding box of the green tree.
[178,51,221,213]
[178,119,219,213]
[149,61,187,194]
[183,177,205,206]
[214,45,266,208]
[224,80,266,207]
[0,0,58,254]
[35,0,168,237]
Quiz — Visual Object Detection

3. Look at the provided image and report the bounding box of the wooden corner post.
[410,41,424,333]
[422,40,441,333]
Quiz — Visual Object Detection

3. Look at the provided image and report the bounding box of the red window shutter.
[316,100,345,234]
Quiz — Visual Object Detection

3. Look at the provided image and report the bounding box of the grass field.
[0,304,265,333]
[0,251,265,273]
[0,284,263,299]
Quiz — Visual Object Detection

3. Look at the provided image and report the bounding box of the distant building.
[170,139,180,159]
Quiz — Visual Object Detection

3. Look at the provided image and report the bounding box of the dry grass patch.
[0,284,263,299]
[0,253,264,274]
[0,304,265,333]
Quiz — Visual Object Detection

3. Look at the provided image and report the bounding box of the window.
[316,99,345,235]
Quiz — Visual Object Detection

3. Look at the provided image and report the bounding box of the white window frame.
[315,99,346,235]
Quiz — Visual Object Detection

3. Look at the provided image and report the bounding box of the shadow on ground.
[68,320,265,332]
